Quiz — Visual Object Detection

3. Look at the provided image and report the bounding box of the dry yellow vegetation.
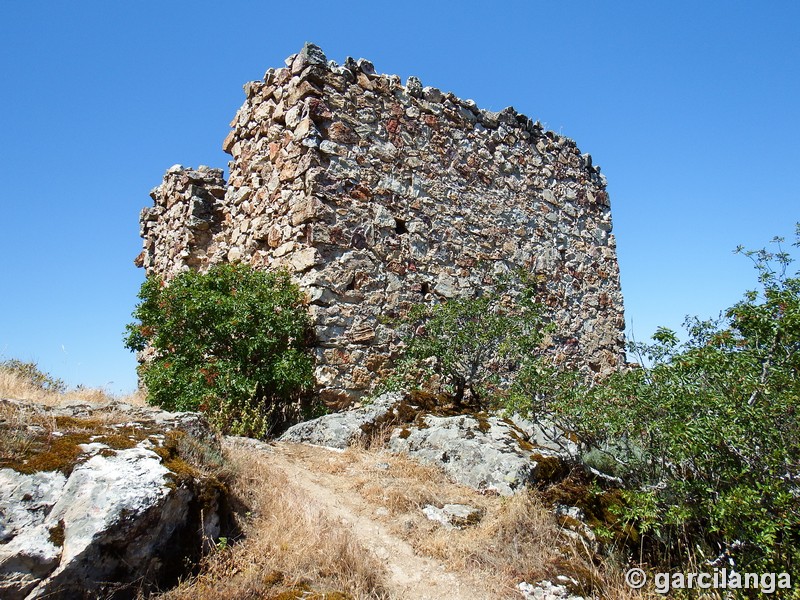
[159,443,392,600]
[160,440,656,600]
[0,361,146,407]
[0,362,657,599]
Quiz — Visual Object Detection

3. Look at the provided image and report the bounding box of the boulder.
[504,413,579,457]
[422,503,483,529]
[554,505,598,552]
[279,391,405,449]
[279,392,570,495]
[388,414,568,496]
[0,399,225,599]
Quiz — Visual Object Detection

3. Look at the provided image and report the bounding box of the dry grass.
[291,443,656,599]
[0,364,146,407]
[0,401,47,466]
[0,361,655,597]
[338,448,568,596]
[158,444,392,600]
[417,491,574,582]
[345,451,459,514]
[0,366,66,404]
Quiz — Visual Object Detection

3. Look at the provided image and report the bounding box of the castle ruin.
[135,43,626,404]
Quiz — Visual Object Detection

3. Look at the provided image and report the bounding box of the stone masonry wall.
[136,43,626,404]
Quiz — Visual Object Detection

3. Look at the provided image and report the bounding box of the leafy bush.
[512,230,800,579]
[385,275,549,403]
[0,359,67,393]
[125,264,315,437]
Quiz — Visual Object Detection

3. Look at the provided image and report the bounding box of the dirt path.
[226,438,500,600]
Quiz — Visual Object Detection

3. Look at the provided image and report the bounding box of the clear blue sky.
[1,1,797,393]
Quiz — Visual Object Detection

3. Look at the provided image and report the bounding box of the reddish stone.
[222,131,236,154]
[386,261,406,275]
[268,141,282,161]
[327,121,358,144]
[307,97,332,121]
[349,186,372,201]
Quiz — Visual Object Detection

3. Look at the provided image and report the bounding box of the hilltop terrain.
[0,365,643,599]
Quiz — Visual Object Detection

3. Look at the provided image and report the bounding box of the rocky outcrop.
[279,391,405,448]
[0,399,226,600]
[280,392,570,495]
[136,43,626,404]
[388,413,568,496]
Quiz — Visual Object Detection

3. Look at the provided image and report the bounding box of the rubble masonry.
[135,43,626,404]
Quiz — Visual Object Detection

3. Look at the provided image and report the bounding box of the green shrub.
[511,228,800,580]
[385,274,550,403]
[125,264,315,437]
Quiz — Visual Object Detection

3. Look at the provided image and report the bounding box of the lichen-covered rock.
[0,399,225,600]
[0,471,66,596]
[48,398,217,443]
[388,414,568,495]
[554,505,598,552]
[135,42,626,404]
[505,413,580,457]
[279,391,404,449]
[518,579,586,600]
[279,391,569,494]
[422,503,483,529]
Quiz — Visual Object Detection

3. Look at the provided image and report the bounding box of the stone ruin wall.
[135,44,626,405]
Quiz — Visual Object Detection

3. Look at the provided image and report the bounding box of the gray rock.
[319,140,341,155]
[356,58,375,75]
[554,505,598,552]
[279,392,571,496]
[0,401,223,599]
[518,579,585,600]
[0,449,198,599]
[405,76,423,98]
[505,413,579,457]
[388,414,567,495]
[40,399,218,450]
[0,470,66,544]
[0,471,66,598]
[279,392,405,449]
[433,273,459,298]
[422,503,482,529]
[422,86,443,103]
[298,42,327,65]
